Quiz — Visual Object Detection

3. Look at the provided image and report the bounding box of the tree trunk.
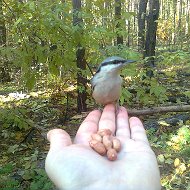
[115,0,123,45]
[178,0,183,49]
[72,0,87,113]
[137,0,148,53]
[186,0,190,45]
[0,0,11,83]
[144,0,160,67]
[173,0,177,46]
[127,1,130,47]
[102,1,109,27]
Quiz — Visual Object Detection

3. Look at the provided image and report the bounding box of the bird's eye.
[113,60,119,64]
[113,60,125,64]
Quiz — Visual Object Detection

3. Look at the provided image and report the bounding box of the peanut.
[89,140,106,156]
[107,148,117,161]
[89,139,99,147]
[103,135,112,150]
[112,137,121,152]
[91,133,102,142]
[89,129,122,161]
[97,129,112,137]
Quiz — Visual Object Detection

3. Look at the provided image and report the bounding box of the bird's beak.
[120,60,136,68]
[124,60,136,64]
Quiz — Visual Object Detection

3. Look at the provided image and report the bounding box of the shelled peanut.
[89,129,121,161]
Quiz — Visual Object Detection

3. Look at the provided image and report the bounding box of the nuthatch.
[91,56,135,106]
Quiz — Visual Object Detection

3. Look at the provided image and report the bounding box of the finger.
[74,109,101,145]
[47,129,72,152]
[98,104,116,134]
[129,117,149,144]
[116,106,130,141]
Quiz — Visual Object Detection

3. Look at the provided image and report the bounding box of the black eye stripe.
[101,60,126,66]
[94,59,128,74]
[95,61,119,74]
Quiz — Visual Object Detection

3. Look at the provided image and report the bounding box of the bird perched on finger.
[91,56,135,107]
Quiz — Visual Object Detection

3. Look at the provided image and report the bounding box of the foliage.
[120,62,169,106]
[120,50,189,107]
[157,51,190,69]
[147,121,190,190]
[167,125,190,154]
[20,150,54,190]
[2,1,189,107]
[1,0,139,90]
[0,88,68,189]
[0,155,54,190]
[29,169,54,190]
[0,107,33,130]
[0,163,20,190]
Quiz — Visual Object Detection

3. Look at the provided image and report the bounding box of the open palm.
[45,104,161,190]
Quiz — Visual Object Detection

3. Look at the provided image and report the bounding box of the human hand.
[45,104,161,190]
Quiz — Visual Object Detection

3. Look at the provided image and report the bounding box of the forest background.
[0,0,190,189]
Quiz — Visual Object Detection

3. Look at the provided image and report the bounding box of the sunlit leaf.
[157,154,165,163]
[174,158,180,167]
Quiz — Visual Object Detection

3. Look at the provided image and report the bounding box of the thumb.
[47,129,72,152]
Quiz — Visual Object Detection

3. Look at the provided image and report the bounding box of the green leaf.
[49,63,59,76]
[0,163,14,174]
[22,170,35,180]
[8,145,19,154]
[26,74,36,90]
[183,91,190,98]
[14,18,22,27]
[120,88,132,105]
[157,154,165,163]
[28,1,35,11]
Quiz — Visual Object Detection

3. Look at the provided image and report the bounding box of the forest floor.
[0,65,190,190]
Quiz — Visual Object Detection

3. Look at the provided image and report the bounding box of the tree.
[0,0,11,82]
[115,0,123,45]
[144,0,160,66]
[137,0,148,53]
[72,0,87,113]
[138,0,160,67]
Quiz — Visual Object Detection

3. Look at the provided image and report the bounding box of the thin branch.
[58,26,72,41]
[86,61,94,76]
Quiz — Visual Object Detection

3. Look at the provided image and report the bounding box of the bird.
[91,56,135,107]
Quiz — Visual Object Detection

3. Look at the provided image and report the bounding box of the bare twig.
[86,61,94,76]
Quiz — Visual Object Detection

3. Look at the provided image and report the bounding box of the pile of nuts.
[89,129,121,161]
